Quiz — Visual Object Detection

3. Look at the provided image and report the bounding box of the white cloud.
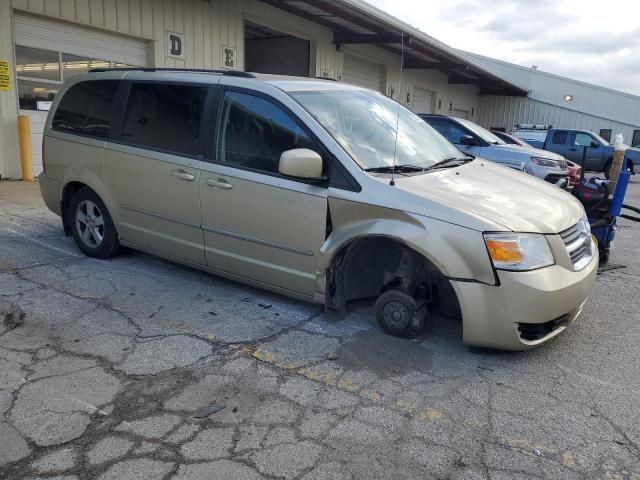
[367,0,640,95]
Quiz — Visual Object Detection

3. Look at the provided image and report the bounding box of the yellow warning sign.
[0,61,11,91]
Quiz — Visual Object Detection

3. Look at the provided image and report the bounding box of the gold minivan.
[39,69,598,350]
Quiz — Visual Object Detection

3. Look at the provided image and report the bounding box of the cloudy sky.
[368,0,640,96]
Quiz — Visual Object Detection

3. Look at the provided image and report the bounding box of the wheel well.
[61,182,89,236]
[326,236,461,318]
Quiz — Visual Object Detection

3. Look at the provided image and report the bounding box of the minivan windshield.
[456,118,505,145]
[291,89,465,170]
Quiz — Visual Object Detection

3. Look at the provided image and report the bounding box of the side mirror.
[459,135,476,146]
[590,140,599,148]
[279,148,324,180]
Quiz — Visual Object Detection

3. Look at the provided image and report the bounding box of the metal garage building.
[0,0,526,179]
[468,52,640,147]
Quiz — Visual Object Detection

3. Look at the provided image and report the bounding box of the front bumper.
[525,163,569,188]
[453,248,598,350]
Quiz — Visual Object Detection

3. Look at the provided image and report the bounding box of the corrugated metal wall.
[470,53,640,127]
[10,0,245,69]
[479,95,639,142]
[10,0,483,115]
[470,52,640,142]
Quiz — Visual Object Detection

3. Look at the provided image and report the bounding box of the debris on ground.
[0,300,25,334]
[193,404,226,419]
[597,264,627,274]
[477,365,495,372]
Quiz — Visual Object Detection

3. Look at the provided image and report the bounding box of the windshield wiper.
[424,156,474,171]
[364,164,427,173]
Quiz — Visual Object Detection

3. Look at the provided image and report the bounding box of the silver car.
[420,115,571,187]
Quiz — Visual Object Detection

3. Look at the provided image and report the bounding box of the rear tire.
[70,187,121,259]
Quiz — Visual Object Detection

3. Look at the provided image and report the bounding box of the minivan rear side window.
[52,80,119,139]
[122,83,207,157]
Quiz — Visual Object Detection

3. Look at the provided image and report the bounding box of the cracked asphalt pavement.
[1,179,639,480]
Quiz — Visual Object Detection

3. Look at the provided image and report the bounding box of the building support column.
[0,2,21,179]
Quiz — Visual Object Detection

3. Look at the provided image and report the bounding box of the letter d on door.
[167,31,186,60]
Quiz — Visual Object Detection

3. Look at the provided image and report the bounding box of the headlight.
[530,157,559,168]
[484,233,555,271]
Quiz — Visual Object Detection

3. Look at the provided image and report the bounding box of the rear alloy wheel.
[375,290,427,338]
[76,199,104,248]
[70,188,121,259]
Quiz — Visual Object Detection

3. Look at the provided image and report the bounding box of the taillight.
[42,137,46,175]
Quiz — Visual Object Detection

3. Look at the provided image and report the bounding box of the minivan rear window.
[52,80,119,139]
[121,83,207,157]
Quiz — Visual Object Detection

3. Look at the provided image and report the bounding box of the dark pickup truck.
[512,127,638,177]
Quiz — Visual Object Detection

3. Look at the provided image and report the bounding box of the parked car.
[39,69,597,350]
[492,130,581,186]
[512,126,639,178]
[419,115,570,188]
[490,130,530,147]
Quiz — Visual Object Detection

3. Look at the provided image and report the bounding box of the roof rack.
[87,67,256,78]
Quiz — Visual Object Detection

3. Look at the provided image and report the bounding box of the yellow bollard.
[18,114,34,181]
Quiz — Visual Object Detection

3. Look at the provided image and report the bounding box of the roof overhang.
[257,0,529,96]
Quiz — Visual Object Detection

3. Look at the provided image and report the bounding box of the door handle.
[171,170,195,181]
[568,148,577,152]
[206,178,233,190]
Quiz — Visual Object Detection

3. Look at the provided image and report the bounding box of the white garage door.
[343,54,385,93]
[453,109,470,120]
[412,87,435,114]
[14,14,148,175]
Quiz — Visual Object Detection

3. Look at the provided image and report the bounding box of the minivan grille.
[560,221,593,270]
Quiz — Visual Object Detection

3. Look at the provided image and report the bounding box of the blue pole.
[609,154,630,217]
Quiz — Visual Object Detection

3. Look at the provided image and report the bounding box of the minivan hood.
[395,161,583,233]
[492,144,565,161]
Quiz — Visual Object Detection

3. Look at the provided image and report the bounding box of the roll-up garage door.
[412,87,435,114]
[14,14,148,175]
[342,54,385,93]
[453,109,470,120]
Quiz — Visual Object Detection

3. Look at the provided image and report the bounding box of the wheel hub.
[382,300,412,330]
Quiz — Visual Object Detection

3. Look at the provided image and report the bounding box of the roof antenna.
[390,31,405,186]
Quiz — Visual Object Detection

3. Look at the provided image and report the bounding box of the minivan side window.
[551,130,568,145]
[217,91,316,174]
[122,83,207,157]
[52,80,119,139]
